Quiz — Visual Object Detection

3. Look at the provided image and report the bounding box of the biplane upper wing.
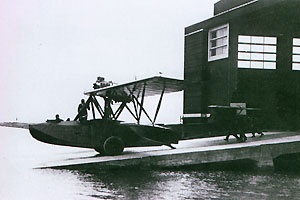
[84,76,184,101]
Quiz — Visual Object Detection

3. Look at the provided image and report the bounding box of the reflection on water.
[68,169,300,200]
[1,128,300,199]
[3,166,300,200]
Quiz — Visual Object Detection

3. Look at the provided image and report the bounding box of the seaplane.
[0,76,184,155]
[0,76,263,155]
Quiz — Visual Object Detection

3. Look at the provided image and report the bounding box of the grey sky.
[0,0,217,123]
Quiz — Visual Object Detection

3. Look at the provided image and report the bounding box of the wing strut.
[153,86,165,125]
[132,95,153,124]
[91,96,104,118]
[91,101,96,119]
[137,83,146,124]
[74,92,168,125]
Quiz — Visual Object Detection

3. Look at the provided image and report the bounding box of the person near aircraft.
[46,114,63,123]
[78,99,90,122]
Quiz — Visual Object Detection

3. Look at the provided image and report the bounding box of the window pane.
[238,44,250,51]
[211,31,217,39]
[293,38,300,46]
[238,61,250,68]
[251,45,264,52]
[251,53,264,61]
[264,45,276,53]
[239,35,250,43]
[210,49,216,56]
[216,37,227,46]
[264,37,277,44]
[216,46,225,55]
[251,61,264,69]
[293,47,300,54]
[264,54,276,61]
[293,55,300,62]
[264,62,276,69]
[216,28,227,37]
[251,36,264,44]
[211,40,217,48]
[293,63,300,70]
[238,52,250,60]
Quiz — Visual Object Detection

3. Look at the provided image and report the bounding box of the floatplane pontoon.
[0,76,184,155]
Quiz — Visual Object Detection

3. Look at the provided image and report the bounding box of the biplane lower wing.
[208,105,260,111]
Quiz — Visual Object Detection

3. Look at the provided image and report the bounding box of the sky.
[0,0,217,124]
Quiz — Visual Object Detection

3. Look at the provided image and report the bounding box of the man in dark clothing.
[46,114,63,123]
[55,114,63,123]
[78,99,90,122]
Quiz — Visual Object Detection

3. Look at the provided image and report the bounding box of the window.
[292,38,300,70]
[237,35,277,69]
[208,24,229,62]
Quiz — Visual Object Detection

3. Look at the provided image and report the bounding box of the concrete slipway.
[39,132,300,171]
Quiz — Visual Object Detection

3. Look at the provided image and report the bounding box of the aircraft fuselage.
[29,119,180,154]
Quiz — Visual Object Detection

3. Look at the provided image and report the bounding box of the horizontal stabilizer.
[0,122,30,129]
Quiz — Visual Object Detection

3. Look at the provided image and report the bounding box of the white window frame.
[237,35,277,70]
[292,38,300,70]
[208,23,229,62]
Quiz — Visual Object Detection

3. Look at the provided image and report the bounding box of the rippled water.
[1,128,300,200]
[68,169,300,200]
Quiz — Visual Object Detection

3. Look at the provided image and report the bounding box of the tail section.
[0,122,30,129]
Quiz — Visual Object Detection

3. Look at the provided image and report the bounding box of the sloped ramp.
[37,132,300,170]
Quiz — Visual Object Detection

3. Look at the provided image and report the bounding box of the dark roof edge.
[185,0,286,35]
[214,0,255,15]
[185,0,258,35]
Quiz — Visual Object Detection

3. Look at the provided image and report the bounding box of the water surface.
[1,128,299,200]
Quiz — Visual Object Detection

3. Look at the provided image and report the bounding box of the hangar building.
[183,0,300,129]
